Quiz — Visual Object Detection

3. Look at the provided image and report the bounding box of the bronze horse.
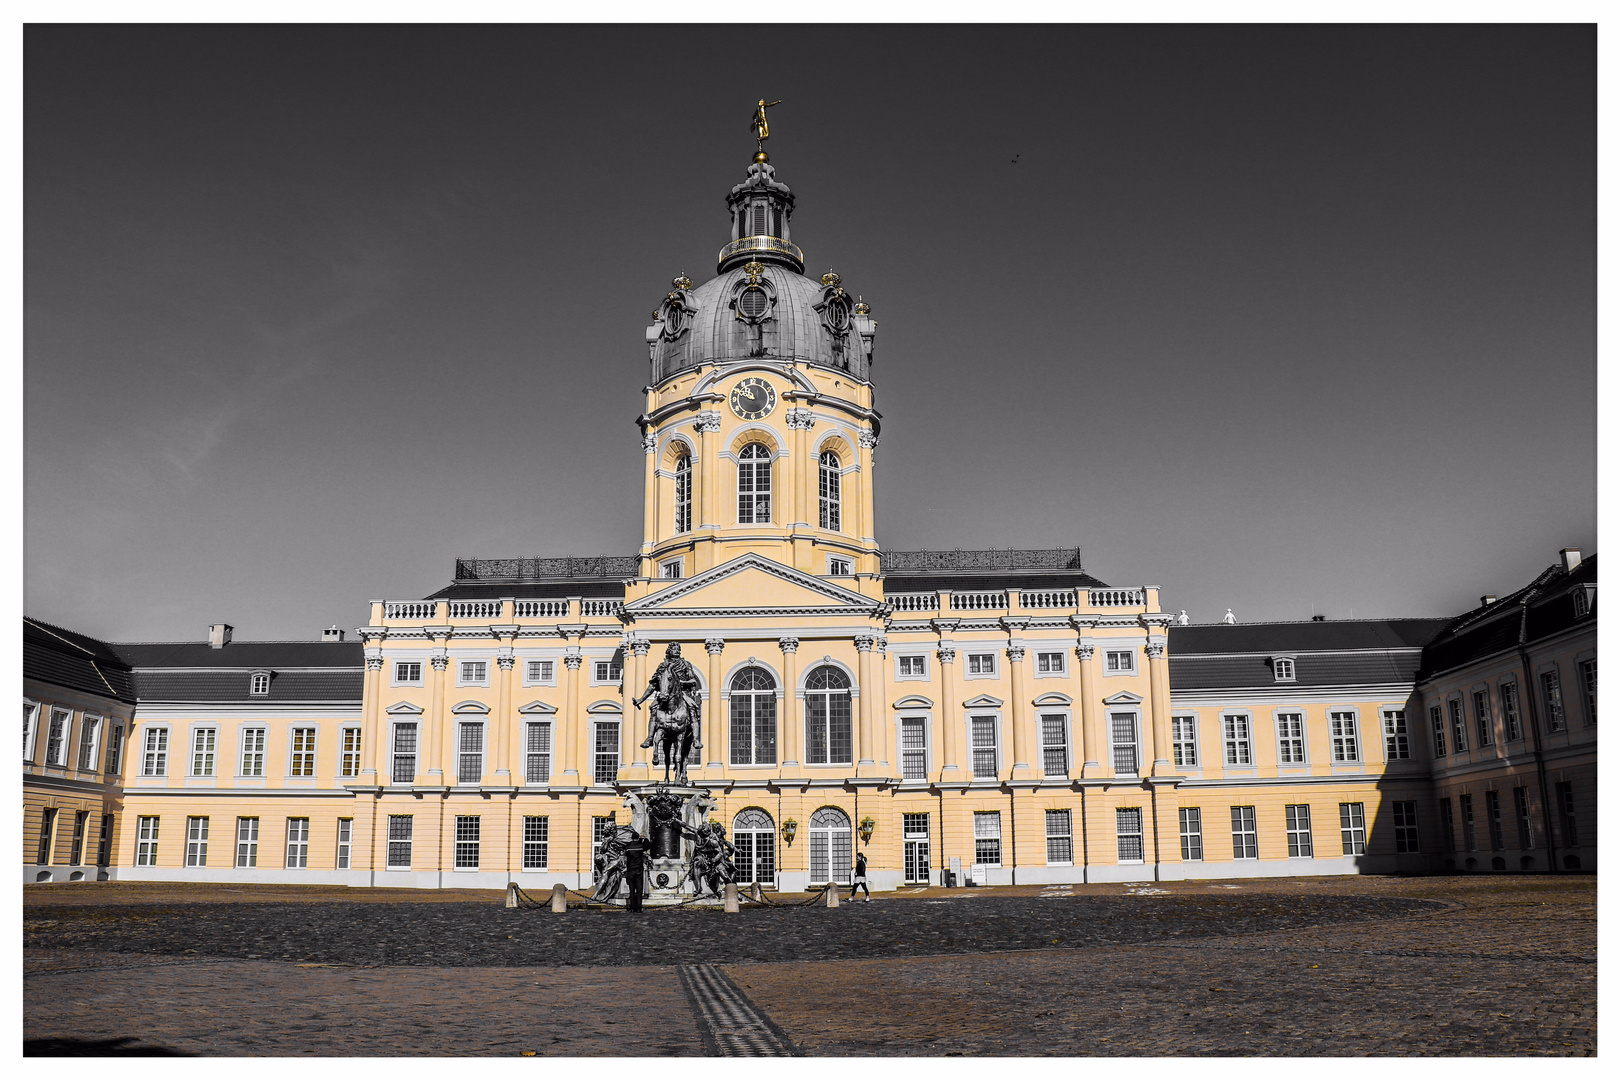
[632,659,699,783]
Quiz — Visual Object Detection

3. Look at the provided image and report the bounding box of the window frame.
[189,725,218,777]
[1179,806,1204,861]
[454,815,481,870]
[339,726,362,778]
[24,699,41,762]
[592,718,621,784]
[1339,802,1366,855]
[973,810,1003,868]
[457,720,485,785]
[1170,714,1199,767]
[1578,657,1596,725]
[105,724,125,778]
[140,725,170,777]
[524,720,552,785]
[1230,805,1258,860]
[825,555,852,577]
[1109,710,1140,776]
[1447,697,1469,753]
[1392,800,1420,853]
[285,817,310,868]
[337,818,353,869]
[1033,650,1067,677]
[236,816,259,867]
[659,557,685,580]
[1382,709,1410,760]
[1540,668,1566,733]
[386,814,413,869]
[249,671,271,697]
[1271,656,1297,682]
[1221,712,1253,767]
[457,659,491,688]
[736,441,773,524]
[590,656,625,686]
[390,721,419,786]
[1274,710,1306,765]
[523,815,550,869]
[1115,806,1144,863]
[239,726,267,778]
[895,653,928,680]
[969,713,1000,779]
[964,651,998,678]
[673,451,693,534]
[1044,808,1073,865]
[392,660,425,687]
[1104,649,1137,675]
[288,726,317,778]
[803,665,854,767]
[818,449,842,531]
[1328,710,1361,763]
[1285,804,1314,858]
[77,714,102,773]
[1039,712,1070,778]
[899,714,930,780]
[135,815,160,866]
[522,658,557,687]
[1500,681,1522,741]
[728,666,779,767]
[1472,689,1494,748]
[1430,704,1447,757]
[185,815,210,867]
[46,706,72,767]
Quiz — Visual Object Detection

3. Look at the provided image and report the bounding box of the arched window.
[737,443,771,523]
[732,807,776,887]
[804,665,853,765]
[729,667,777,766]
[673,453,692,534]
[819,451,841,531]
[809,806,853,885]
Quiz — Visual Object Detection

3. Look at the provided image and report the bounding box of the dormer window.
[249,672,270,696]
[1272,657,1296,683]
[1573,584,1595,618]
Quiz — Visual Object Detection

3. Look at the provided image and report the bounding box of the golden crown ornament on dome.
[854,296,870,315]
[742,260,765,286]
[820,270,841,289]
[672,273,693,292]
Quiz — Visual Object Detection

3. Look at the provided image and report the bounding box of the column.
[779,637,800,770]
[561,650,582,782]
[705,638,726,771]
[874,636,890,767]
[1146,639,1173,775]
[855,634,877,774]
[937,646,960,778]
[360,652,383,781]
[494,650,515,783]
[628,637,651,776]
[857,430,878,551]
[1007,643,1033,780]
[426,649,449,784]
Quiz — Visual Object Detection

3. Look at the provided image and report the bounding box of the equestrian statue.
[631,642,703,783]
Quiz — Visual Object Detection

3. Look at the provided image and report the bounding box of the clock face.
[729,376,776,420]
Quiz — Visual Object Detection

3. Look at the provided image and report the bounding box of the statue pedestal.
[623,782,726,907]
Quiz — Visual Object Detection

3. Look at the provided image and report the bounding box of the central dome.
[645,154,875,386]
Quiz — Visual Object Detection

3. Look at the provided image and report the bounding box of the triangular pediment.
[517,700,557,714]
[963,693,1005,709]
[625,553,879,615]
[1103,691,1143,705]
[384,701,423,715]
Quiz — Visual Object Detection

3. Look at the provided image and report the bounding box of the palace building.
[23,140,1597,889]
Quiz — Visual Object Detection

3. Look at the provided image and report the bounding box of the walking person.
[849,850,871,901]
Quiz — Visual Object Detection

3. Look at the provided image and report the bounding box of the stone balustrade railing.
[950,590,1008,611]
[384,601,436,620]
[887,592,940,612]
[1019,589,1078,609]
[514,599,569,618]
[447,600,503,619]
[1089,588,1146,607]
[581,600,623,617]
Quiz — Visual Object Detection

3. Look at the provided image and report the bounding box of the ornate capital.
[705,638,726,655]
[1144,641,1166,659]
[497,655,516,670]
[641,430,659,453]
[858,430,879,449]
[1075,642,1096,661]
[778,636,800,654]
[875,636,888,654]
[365,656,384,672]
[563,652,583,670]
[935,647,956,664]
[785,408,817,430]
[430,653,449,671]
[1005,646,1026,663]
[854,634,876,652]
[694,411,722,433]
[629,637,652,657]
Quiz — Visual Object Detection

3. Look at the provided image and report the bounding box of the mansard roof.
[427,556,634,600]
[879,547,1107,591]
[111,639,363,704]
[23,617,137,704]
[1419,552,1596,677]
[1169,618,1451,692]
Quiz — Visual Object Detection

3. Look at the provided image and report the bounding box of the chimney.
[1560,548,1582,573]
[322,625,345,642]
[208,623,234,649]
[1481,595,1497,606]
[1311,614,1326,622]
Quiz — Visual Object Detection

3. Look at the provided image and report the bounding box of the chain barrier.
[508,881,838,910]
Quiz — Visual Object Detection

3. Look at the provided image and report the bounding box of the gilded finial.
[820,270,841,288]
[672,273,692,292]
[854,295,870,315]
[750,99,782,156]
[742,260,765,285]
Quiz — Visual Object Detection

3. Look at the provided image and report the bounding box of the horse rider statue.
[630,642,703,782]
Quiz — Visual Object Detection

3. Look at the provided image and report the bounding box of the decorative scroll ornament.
[629,637,652,657]
[431,654,449,670]
[936,647,957,664]
[658,275,698,343]
[814,271,854,368]
[642,430,659,453]
[858,430,879,449]
[778,636,800,654]
[854,634,876,652]
[365,656,384,671]
[729,260,778,358]
[705,637,727,655]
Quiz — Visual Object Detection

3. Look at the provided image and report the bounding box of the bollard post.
[826,883,839,908]
[751,881,764,903]
[551,883,568,913]
[506,882,520,908]
[724,881,739,913]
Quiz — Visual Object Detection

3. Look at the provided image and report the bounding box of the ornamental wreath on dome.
[657,273,698,343]
[729,261,777,358]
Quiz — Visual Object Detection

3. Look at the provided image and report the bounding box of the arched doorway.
[809,806,853,886]
[732,807,776,888]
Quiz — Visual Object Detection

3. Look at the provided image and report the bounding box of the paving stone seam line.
[678,964,796,1057]
[1125,943,1597,965]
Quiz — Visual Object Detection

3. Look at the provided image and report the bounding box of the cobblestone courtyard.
[23,874,1595,1056]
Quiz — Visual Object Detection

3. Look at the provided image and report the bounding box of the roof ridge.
[24,616,104,657]
[1177,616,1451,627]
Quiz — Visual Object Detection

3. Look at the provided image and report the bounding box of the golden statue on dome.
[750,99,782,160]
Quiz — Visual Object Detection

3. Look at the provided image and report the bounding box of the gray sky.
[25,24,1595,642]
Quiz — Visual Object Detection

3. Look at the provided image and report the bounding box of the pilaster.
[705,638,726,772]
[779,637,801,769]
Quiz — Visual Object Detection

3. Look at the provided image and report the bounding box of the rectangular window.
[1514,787,1534,848]
[1106,650,1135,673]
[236,817,259,867]
[37,807,58,864]
[135,815,159,866]
[1556,781,1577,846]
[1430,704,1447,757]
[455,815,480,869]
[1473,691,1494,747]
[1501,683,1523,741]
[1230,805,1258,859]
[46,707,71,766]
[1179,807,1204,861]
[1393,801,1420,853]
[77,716,101,771]
[594,721,620,784]
[141,727,169,776]
[967,653,995,675]
[1382,709,1410,760]
[240,728,266,777]
[286,818,310,868]
[827,557,851,576]
[1171,715,1198,767]
[460,660,488,684]
[973,811,1002,867]
[737,451,770,523]
[1329,711,1360,762]
[394,661,423,685]
[1275,712,1305,764]
[1438,797,1456,852]
[527,659,554,683]
[971,716,998,777]
[1116,807,1144,862]
[97,813,114,866]
[525,722,551,784]
[1459,793,1477,851]
[186,816,210,866]
[336,818,352,869]
[1579,659,1596,724]
[68,810,88,865]
[340,728,362,778]
[105,725,124,777]
[903,813,930,884]
[1339,803,1366,855]
[1111,712,1138,775]
[387,815,413,868]
[1448,699,1469,752]
[1041,714,1068,777]
[594,659,624,683]
[523,816,550,869]
[661,558,684,580]
[24,700,40,760]
[1035,651,1065,674]
[1285,804,1314,857]
[1541,670,1565,732]
[1222,714,1252,766]
[392,723,418,785]
[898,655,926,677]
[1485,789,1505,850]
[191,727,217,776]
[289,728,316,777]
[1045,809,1073,864]
[457,722,484,785]
[900,716,927,780]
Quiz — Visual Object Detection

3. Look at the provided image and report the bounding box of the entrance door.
[732,807,776,888]
[903,812,930,884]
